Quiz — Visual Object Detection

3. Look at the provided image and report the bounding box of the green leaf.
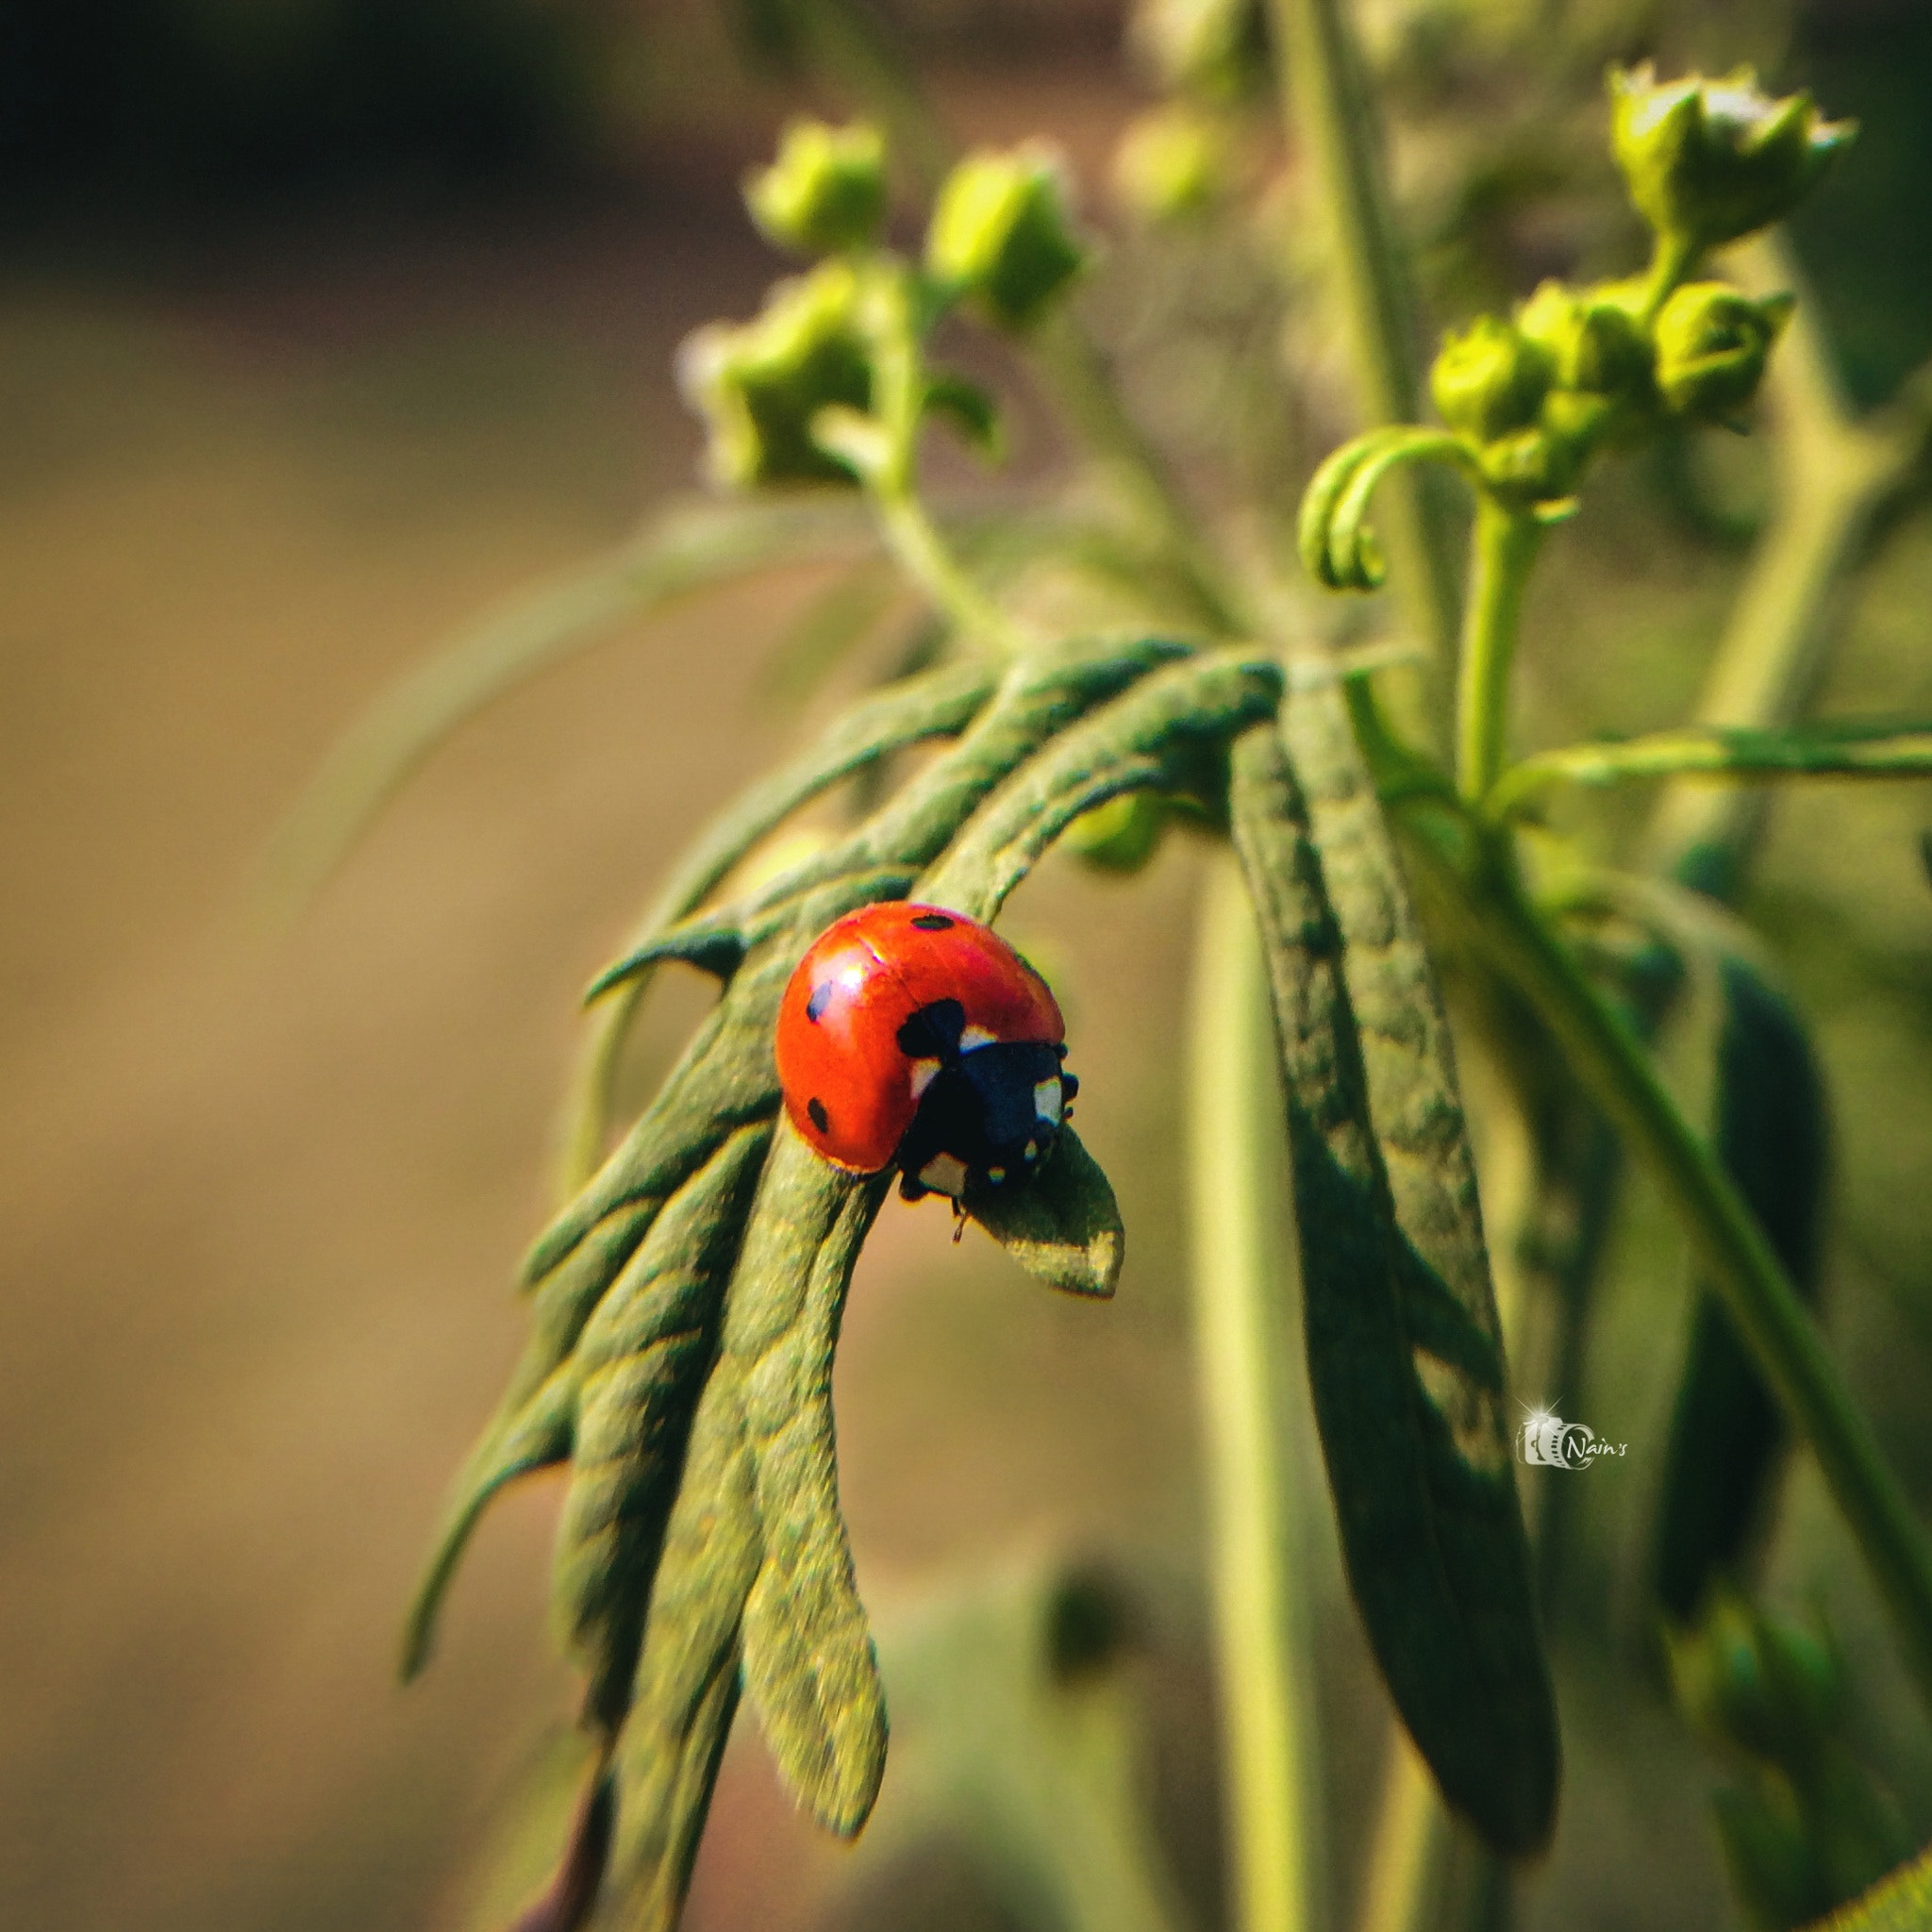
[730,1127,892,1836]
[920,645,1283,916]
[1495,718,1932,814]
[593,1134,882,1924]
[595,1351,761,1932]
[1226,702,1559,1857]
[254,496,875,921]
[1804,1847,1932,1932]
[965,1125,1124,1298]
[553,1124,772,1725]
[924,370,1006,458]
[417,631,1302,1931]
[1653,956,1828,1623]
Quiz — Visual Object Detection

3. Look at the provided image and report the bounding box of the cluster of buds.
[682,122,1086,491]
[1666,1591,1911,1928]
[1428,271,1792,509]
[1421,68,1840,513]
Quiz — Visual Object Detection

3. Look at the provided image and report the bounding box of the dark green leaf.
[965,1126,1124,1298]
[1653,957,1828,1622]
[924,371,1005,458]
[1226,704,1558,1857]
[531,637,1187,1291]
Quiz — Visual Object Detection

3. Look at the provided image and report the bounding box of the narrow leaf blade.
[1228,707,1559,1856]
[965,1125,1123,1298]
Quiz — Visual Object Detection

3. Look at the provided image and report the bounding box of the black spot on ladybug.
[808,1097,830,1133]
[805,982,833,1023]
[897,998,965,1058]
[911,912,955,931]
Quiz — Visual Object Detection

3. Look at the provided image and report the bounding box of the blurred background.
[4,2,1932,1928]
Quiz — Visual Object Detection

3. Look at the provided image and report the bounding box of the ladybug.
[775,903,1077,1203]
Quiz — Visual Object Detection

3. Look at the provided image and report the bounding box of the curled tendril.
[1297,427,1477,592]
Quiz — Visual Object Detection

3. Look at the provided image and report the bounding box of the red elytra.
[774,902,1070,1192]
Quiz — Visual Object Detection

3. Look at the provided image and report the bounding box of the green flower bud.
[678,264,874,490]
[744,120,888,257]
[1654,281,1793,420]
[1112,104,1231,225]
[1062,792,1168,873]
[1430,315,1552,443]
[1516,280,1653,399]
[1609,64,1854,256]
[1667,1590,1836,1769]
[1477,425,1583,509]
[926,144,1087,331]
[1127,0,1267,100]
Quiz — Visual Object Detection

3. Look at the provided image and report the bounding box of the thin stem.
[1269,0,1463,668]
[873,487,1027,657]
[1639,231,1699,325]
[1456,498,1542,807]
[1471,870,1932,1717]
[1642,232,1932,886]
[862,263,1030,658]
[798,0,1250,645]
[1188,852,1324,1932]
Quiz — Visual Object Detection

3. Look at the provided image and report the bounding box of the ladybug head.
[893,999,1078,1202]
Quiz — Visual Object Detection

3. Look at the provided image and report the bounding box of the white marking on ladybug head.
[918,1153,970,1199]
[1034,1077,1063,1123]
[908,1057,941,1099]
[987,1166,1007,1185]
[960,1024,996,1052]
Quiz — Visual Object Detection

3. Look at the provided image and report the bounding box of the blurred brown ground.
[0,57,1240,1932]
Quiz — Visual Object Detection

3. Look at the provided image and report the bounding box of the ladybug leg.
[951,1199,967,1244]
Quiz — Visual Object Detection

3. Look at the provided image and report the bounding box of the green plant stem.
[1470,867,1932,1717]
[1457,499,1542,807]
[1188,852,1324,1932]
[863,265,1030,658]
[874,487,1027,657]
[1642,232,1932,885]
[1639,232,1699,325]
[1268,0,1462,667]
